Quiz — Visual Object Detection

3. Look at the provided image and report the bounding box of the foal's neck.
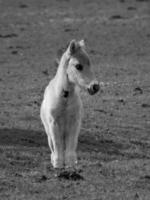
[55,53,75,96]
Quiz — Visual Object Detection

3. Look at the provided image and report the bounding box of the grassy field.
[0,0,150,199]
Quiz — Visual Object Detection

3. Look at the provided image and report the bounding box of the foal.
[40,40,99,169]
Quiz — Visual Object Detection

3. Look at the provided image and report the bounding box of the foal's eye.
[75,64,83,71]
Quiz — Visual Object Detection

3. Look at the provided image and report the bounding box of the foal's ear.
[68,39,78,55]
[79,39,85,48]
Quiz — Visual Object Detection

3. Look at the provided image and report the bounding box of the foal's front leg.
[65,117,81,168]
[49,120,64,168]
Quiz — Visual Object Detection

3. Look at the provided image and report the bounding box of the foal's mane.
[54,42,69,68]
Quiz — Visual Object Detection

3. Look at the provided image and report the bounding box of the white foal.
[40,39,99,169]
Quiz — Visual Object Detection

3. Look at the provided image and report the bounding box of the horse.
[40,39,99,169]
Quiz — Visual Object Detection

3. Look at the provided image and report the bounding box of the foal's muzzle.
[88,82,100,95]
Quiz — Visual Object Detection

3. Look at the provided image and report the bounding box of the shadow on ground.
[0,128,47,147]
[79,134,126,155]
[0,128,149,162]
[0,128,125,153]
[79,133,150,160]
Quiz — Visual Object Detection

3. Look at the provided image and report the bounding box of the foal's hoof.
[52,162,64,169]
[54,168,65,177]
[51,155,64,169]
[65,161,78,169]
[65,154,77,168]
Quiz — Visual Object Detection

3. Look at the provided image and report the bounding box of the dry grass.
[0,0,150,199]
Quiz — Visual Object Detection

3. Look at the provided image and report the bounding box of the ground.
[0,0,150,199]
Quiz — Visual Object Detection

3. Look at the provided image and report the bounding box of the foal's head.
[66,39,99,95]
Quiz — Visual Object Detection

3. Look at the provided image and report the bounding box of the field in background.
[0,0,150,199]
